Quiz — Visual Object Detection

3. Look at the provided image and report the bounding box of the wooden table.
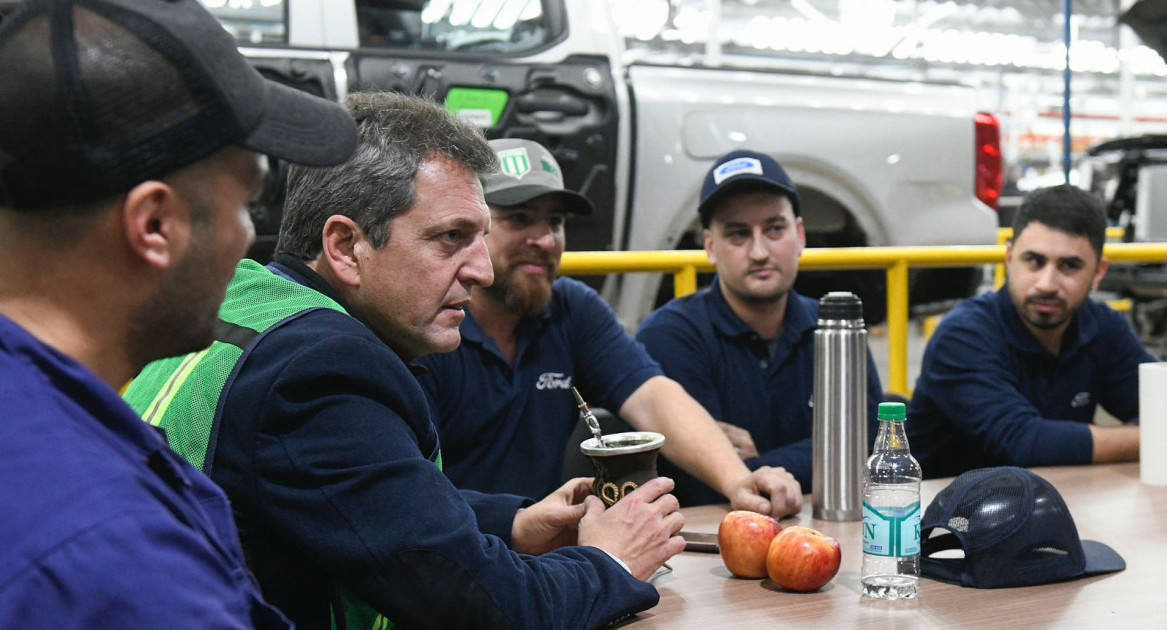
[621,464,1167,629]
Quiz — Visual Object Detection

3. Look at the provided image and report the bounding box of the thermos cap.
[878,402,907,421]
[818,291,863,321]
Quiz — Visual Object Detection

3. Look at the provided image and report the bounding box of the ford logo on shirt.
[1070,392,1092,408]
[536,372,573,390]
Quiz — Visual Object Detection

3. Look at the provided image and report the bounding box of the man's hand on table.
[578,477,686,581]
[728,466,802,519]
[511,477,593,555]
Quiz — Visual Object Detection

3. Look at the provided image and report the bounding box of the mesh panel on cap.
[0,15,69,191]
[0,2,235,208]
[923,467,1088,588]
[75,7,203,153]
[953,472,1032,552]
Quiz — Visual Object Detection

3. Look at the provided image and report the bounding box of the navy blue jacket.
[0,315,288,628]
[209,259,657,629]
[416,277,663,500]
[636,281,883,504]
[907,288,1155,479]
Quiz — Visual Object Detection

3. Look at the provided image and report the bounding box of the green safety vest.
[124,258,395,630]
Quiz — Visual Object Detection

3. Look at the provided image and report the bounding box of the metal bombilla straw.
[573,387,607,447]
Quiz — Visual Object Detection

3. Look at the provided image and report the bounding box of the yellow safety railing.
[561,241,1167,397]
[994,227,1126,288]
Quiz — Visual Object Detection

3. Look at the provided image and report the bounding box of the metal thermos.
[812,292,868,521]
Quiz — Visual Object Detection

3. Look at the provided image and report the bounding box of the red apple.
[717,510,783,579]
[765,526,842,592]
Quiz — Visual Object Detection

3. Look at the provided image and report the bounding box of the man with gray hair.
[0,0,356,627]
[124,92,683,630]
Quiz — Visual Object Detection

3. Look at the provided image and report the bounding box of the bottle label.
[862,501,921,558]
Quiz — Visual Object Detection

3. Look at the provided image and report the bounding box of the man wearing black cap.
[418,140,804,518]
[0,0,356,626]
[635,150,884,504]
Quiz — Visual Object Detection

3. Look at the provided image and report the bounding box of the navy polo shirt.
[416,277,663,499]
[907,287,1155,479]
[636,279,883,505]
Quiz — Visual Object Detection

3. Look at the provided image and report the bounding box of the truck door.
[202,0,620,260]
[351,0,621,254]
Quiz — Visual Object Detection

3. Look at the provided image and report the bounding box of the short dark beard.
[1023,313,1064,330]
[127,225,219,370]
[1015,295,1071,331]
[486,269,553,317]
[126,192,223,371]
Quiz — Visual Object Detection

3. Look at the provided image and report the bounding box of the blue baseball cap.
[921,467,1125,589]
[697,150,801,227]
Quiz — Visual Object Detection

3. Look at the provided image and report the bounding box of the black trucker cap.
[697,149,801,227]
[0,0,358,210]
[921,467,1125,589]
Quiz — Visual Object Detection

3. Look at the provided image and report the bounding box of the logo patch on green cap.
[498,148,531,179]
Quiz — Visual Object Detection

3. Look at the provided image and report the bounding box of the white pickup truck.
[6,0,999,323]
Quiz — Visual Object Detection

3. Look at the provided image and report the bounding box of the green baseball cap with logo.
[483,139,594,216]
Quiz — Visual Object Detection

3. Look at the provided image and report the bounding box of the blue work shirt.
[0,314,288,628]
[416,277,663,499]
[907,287,1155,479]
[636,280,883,504]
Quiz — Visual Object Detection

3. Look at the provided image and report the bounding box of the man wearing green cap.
[418,139,804,518]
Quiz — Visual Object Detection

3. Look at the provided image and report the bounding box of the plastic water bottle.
[861,402,921,600]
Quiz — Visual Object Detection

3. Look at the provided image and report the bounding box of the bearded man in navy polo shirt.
[907,184,1153,479]
[417,140,804,518]
[635,150,885,505]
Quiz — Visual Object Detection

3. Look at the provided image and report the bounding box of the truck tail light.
[975,112,1003,211]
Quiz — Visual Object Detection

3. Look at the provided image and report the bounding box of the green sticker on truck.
[445,87,509,129]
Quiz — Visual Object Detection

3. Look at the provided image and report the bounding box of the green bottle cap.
[878,401,907,421]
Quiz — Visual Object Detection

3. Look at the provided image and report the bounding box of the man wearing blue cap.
[417,140,804,518]
[635,150,885,504]
[0,0,357,626]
